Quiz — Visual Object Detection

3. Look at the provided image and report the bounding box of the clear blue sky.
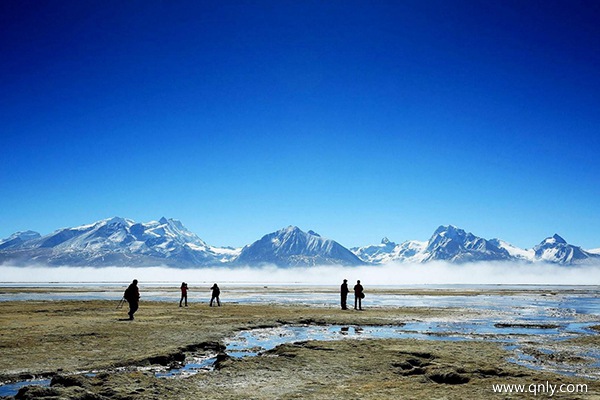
[1,1,599,249]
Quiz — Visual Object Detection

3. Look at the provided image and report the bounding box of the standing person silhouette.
[210,283,221,307]
[179,282,188,307]
[124,279,140,320]
[354,280,364,310]
[340,279,349,310]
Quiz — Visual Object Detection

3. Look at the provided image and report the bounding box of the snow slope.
[236,226,363,267]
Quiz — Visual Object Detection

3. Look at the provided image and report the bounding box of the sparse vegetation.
[1,292,599,399]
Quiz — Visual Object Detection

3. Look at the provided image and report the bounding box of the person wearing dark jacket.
[179,282,188,307]
[353,280,364,310]
[340,279,349,310]
[210,283,221,307]
[124,279,140,320]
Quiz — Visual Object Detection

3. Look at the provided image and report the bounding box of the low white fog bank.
[1,262,599,285]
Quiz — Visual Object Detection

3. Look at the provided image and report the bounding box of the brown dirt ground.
[1,299,599,399]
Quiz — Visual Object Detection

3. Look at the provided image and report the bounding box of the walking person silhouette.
[210,283,221,307]
[123,279,140,320]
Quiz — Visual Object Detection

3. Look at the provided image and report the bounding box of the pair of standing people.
[181,282,221,307]
[340,279,364,310]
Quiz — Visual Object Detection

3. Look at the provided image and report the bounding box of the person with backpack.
[179,282,188,307]
[123,279,140,320]
[210,283,221,307]
[354,280,364,310]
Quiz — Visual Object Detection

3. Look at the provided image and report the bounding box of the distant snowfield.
[1,262,599,285]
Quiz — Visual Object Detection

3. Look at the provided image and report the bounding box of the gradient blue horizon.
[1,1,599,249]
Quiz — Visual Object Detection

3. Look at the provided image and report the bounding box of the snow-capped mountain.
[423,225,512,263]
[351,238,426,264]
[351,237,398,264]
[533,234,598,264]
[235,226,363,267]
[0,217,238,267]
[0,231,41,250]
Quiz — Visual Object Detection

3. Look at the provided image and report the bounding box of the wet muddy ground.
[1,286,599,399]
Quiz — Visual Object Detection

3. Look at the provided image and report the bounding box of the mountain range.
[0,217,237,267]
[1,217,598,267]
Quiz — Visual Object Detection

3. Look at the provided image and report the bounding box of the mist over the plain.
[1,262,599,285]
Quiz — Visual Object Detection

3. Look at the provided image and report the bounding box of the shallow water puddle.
[2,321,598,397]
[156,321,600,378]
[153,355,217,378]
[0,379,51,398]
